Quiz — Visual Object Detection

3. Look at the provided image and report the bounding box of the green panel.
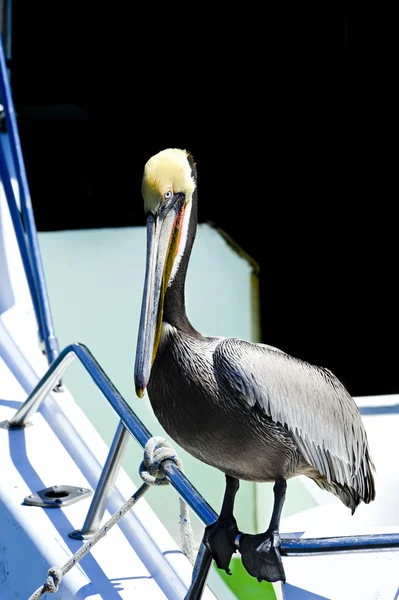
[217,558,277,599]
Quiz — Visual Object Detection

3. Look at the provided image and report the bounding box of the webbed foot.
[204,516,240,574]
[239,530,286,583]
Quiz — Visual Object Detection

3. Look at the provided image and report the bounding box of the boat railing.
[3,342,399,599]
[2,342,218,599]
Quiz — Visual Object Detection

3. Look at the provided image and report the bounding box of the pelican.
[134,148,375,583]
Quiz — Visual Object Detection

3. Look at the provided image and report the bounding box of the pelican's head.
[141,148,196,214]
[134,148,196,397]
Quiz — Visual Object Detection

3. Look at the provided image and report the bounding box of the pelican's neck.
[162,186,199,336]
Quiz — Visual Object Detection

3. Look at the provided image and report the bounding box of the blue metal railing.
[0,35,59,364]
[4,342,399,599]
[6,343,218,526]
[2,342,218,599]
[281,532,399,554]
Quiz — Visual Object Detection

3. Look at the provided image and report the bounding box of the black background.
[344,11,349,94]
[5,4,397,397]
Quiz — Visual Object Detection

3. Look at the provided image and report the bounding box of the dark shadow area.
[7,3,398,398]
[344,11,349,94]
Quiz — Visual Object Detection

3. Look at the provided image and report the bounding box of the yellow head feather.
[142,148,196,213]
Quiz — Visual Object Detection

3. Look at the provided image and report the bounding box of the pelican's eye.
[164,190,173,201]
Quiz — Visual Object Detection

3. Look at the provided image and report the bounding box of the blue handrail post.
[0,141,43,328]
[0,35,60,364]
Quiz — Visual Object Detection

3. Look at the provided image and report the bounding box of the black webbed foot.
[203,515,240,574]
[239,530,286,583]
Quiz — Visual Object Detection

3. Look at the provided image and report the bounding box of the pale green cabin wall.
[38,224,316,546]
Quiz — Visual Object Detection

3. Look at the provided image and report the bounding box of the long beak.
[134,198,185,397]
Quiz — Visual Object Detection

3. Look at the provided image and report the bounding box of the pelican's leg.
[239,479,287,583]
[203,475,240,574]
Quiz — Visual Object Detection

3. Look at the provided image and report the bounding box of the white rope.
[139,436,195,565]
[28,436,195,599]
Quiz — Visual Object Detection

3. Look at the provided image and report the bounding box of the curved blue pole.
[7,342,218,526]
[0,35,59,364]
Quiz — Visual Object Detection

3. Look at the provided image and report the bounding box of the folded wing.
[213,339,375,508]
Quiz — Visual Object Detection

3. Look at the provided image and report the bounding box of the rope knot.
[139,436,183,486]
[44,567,63,593]
[139,436,195,564]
